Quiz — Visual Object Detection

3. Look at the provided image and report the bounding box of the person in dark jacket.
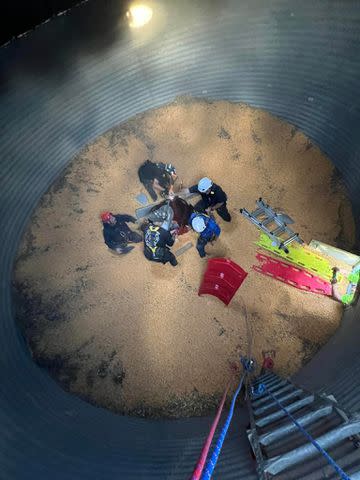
[189,212,221,258]
[138,159,177,201]
[101,211,142,254]
[182,177,231,222]
[142,221,178,266]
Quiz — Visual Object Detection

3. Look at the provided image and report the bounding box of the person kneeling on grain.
[101,212,142,254]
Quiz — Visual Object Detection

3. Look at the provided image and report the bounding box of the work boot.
[169,254,178,267]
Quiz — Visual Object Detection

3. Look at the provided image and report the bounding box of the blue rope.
[201,373,245,480]
[257,383,351,480]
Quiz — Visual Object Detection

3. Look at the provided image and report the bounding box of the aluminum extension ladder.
[240,198,303,254]
[246,372,360,479]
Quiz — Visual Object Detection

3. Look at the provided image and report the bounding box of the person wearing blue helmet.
[189,211,221,258]
[182,177,231,222]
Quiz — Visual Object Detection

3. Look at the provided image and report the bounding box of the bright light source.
[126,4,153,28]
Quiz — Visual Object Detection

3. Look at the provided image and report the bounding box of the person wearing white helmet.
[191,215,207,234]
[181,177,231,222]
[189,211,221,258]
[197,177,213,193]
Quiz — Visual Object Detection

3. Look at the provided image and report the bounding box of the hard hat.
[100,211,113,222]
[191,215,207,233]
[198,177,213,193]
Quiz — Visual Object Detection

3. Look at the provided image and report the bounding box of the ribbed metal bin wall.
[0,0,359,478]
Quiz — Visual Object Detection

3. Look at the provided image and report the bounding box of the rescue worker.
[190,212,221,258]
[101,212,142,254]
[138,159,177,201]
[142,221,178,266]
[181,177,231,222]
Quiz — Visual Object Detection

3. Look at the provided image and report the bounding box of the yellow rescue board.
[256,234,333,281]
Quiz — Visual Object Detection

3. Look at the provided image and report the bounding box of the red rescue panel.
[198,258,248,306]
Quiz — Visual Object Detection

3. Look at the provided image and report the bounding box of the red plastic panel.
[253,253,332,296]
[198,258,248,305]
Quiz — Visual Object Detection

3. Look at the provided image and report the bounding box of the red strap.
[190,385,229,480]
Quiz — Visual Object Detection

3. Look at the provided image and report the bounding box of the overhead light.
[126,4,153,28]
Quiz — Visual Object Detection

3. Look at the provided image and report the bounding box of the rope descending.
[190,385,229,480]
[189,357,255,480]
[201,373,246,480]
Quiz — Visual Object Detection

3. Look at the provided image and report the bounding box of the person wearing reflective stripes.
[190,212,221,258]
[142,221,178,266]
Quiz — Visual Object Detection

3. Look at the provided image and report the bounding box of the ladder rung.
[253,375,283,390]
[252,382,284,401]
[261,217,275,227]
[254,389,303,417]
[253,372,276,385]
[256,199,272,214]
[262,377,286,389]
[255,395,315,427]
[271,226,286,236]
[250,207,265,218]
[263,418,360,476]
[262,378,288,391]
[282,233,300,247]
[259,405,333,446]
[349,470,360,480]
[253,380,289,402]
[301,448,360,480]
[253,384,295,407]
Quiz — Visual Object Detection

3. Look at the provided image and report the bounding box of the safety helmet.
[100,211,113,223]
[191,215,207,233]
[198,177,213,193]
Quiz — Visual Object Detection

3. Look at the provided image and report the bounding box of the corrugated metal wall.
[0,0,359,478]
[294,300,360,414]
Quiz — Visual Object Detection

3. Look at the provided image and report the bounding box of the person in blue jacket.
[189,212,221,258]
